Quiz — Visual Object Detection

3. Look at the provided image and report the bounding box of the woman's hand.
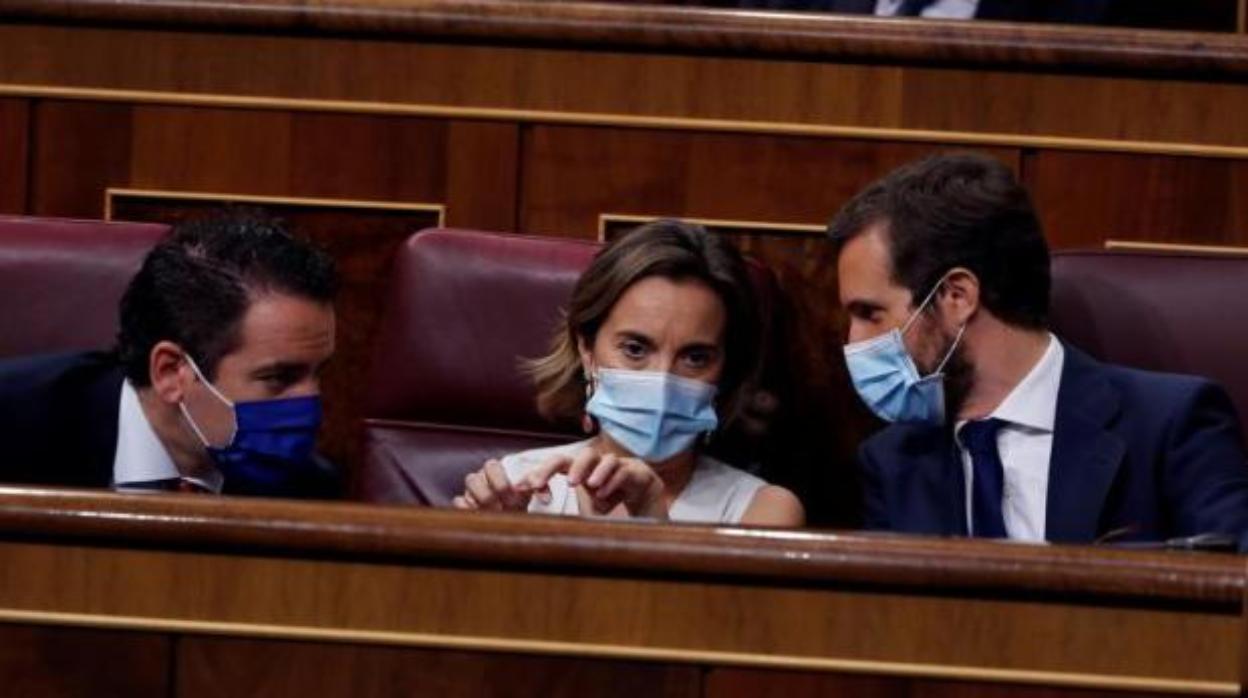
[521,447,669,520]
[452,459,531,511]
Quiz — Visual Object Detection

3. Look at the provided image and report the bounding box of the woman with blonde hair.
[453,219,804,525]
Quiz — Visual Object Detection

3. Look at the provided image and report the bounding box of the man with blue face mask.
[0,213,340,498]
[831,153,1248,549]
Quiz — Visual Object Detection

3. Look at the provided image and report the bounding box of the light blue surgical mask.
[586,368,718,463]
[842,279,965,425]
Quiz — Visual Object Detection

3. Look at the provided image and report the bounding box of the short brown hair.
[529,219,761,427]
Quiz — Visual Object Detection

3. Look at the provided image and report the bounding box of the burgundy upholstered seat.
[355,229,599,505]
[1050,249,1248,433]
[0,216,168,359]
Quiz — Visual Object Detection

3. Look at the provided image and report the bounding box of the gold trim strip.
[0,608,1235,695]
[599,212,825,241]
[599,213,823,237]
[1105,240,1248,256]
[6,83,1248,161]
[105,187,446,226]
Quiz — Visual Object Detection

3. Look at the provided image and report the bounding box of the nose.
[649,354,677,374]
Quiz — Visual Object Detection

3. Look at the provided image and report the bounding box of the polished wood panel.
[0,487,1240,604]
[446,120,520,232]
[29,101,132,218]
[178,637,700,698]
[3,1,1248,79]
[704,668,1189,698]
[31,101,518,225]
[1243,581,1248,696]
[524,125,1019,525]
[0,490,1242,694]
[1024,151,1248,250]
[0,623,170,697]
[6,23,1248,155]
[0,98,28,214]
[520,126,1021,236]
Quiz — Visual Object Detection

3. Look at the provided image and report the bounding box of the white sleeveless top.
[500,439,767,524]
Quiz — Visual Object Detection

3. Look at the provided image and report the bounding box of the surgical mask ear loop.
[899,275,965,377]
[900,275,950,337]
[181,354,238,446]
[932,323,967,376]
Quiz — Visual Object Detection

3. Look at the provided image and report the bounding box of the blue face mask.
[585,368,718,463]
[842,279,965,425]
[180,356,323,495]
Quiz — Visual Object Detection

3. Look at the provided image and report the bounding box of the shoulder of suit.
[1091,359,1218,403]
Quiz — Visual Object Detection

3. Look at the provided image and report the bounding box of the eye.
[682,348,717,369]
[260,375,290,391]
[619,339,648,360]
[256,370,300,394]
[855,306,889,326]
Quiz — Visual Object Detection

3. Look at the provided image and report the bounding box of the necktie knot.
[960,418,1005,455]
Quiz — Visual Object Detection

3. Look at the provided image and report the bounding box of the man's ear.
[938,267,981,326]
[148,341,190,405]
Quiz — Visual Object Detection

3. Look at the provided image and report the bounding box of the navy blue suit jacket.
[859,344,1248,547]
[0,351,341,498]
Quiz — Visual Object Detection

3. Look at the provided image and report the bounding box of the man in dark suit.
[830,153,1248,548]
[0,214,340,498]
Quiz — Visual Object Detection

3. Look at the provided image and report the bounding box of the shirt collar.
[988,333,1064,433]
[112,380,224,493]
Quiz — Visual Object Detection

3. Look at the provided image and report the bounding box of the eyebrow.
[613,330,655,346]
[679,341,721,354]
[248,360,316,378]
[613,330,721,353]
[845,299,886,316]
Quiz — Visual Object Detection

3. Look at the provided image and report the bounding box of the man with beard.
[830,153,1248,548]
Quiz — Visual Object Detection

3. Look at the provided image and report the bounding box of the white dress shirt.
[955,334,1064,541]
[112,380,223,493]
[874,0,979,19]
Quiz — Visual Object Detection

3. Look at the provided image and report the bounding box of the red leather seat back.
[357,229,599,505]
[0,216,168,358]
[1051,249,1248,431]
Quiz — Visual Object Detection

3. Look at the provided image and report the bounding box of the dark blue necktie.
[960,418,1008,538]
[897,0,937,16]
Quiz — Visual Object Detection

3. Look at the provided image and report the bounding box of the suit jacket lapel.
[1046,345,1126,543]
[889,425,968,535]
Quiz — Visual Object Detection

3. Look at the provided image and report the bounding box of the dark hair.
[827,152,1050,329]
[529,219,761,426]
[116,212,338,386]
